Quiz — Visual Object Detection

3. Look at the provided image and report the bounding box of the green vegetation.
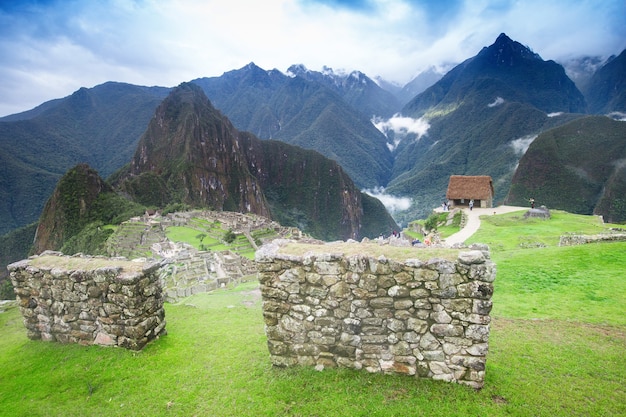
[163,218,262,259]
[467,209,626,324]
[406,210,461,240]
[506,116,626,223]
[61,222,114,256]
[165,226,221,251]
[1,212,624,416]
[0,83,168,235]
[466,209,610,251]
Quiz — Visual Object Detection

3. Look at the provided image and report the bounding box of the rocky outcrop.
[8,252,166,350]
[256,241,495,389]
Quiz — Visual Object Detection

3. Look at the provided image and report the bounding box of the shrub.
[223,229,237,244]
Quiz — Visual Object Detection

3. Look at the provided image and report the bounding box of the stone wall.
[256,242,495,389]
[8,252,166,350]
[559,232,626,246]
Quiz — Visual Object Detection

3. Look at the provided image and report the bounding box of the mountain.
[33,164,113,253]
[560,55,612,93]
[285,64,402,118]
[404,33,586,116]
[2,32,624,243]
[583,49,626,115]
[505,116,626,223]
[383,33,587,222]
[190,63,394,188]
[114,83,270,216]
[395,66,446,105]
[112,83,398,241]
[0,82,169,235]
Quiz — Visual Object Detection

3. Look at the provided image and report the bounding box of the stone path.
[444,205,528,245]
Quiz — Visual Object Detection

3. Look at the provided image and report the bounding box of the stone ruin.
[8,251,166,350]
[524,205,551,219]
[559,231,626,246]
[256,241,496,389]
[105,209,298,301]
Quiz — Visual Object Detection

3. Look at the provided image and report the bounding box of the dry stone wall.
[559,232,626,246]
[8,252,166,350]
[256,242,496,389]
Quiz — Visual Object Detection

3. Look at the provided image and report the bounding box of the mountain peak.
[286,64,309,77]
[479,33,542,64]
[494,32,512,44]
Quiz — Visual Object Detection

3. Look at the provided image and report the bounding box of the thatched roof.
[446,175,494,200]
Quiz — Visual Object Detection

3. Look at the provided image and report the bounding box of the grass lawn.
[165,226,222,251]
[1,211,625,416]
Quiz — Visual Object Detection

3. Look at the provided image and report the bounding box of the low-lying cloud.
[509,134,538,155]
[488,97,505,107]
[608,111,626,121]
[547,112,564,117]
[364,186,412,214]
[371,114,430,152]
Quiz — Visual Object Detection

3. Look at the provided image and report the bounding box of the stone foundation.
[559,232,626,246]
[256,241,496,389]
[8,252,166,350]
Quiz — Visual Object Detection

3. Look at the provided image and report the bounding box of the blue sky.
[0,0,624,116]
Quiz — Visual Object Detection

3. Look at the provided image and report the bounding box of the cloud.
[547,112,564,117]
[372,114,430,152]
[509,134,538,155]
[608,112,626,122]
[364,186,412,213]
[0,0,625,116]
[488,97,504,107]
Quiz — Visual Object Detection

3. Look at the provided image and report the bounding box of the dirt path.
[444,205,528,245]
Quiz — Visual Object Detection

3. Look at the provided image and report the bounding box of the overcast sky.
[0,0,624,117]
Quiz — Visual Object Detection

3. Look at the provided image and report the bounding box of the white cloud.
[372,114,430,152]
[0,0,624,116]
[608,112,626,121]
[547,112,564,117]
[364,186,412,213]
[510,134,538,155]
[488,97,504,107]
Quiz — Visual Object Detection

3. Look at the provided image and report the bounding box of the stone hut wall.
[256,243,495,389]
[8,252,166,350]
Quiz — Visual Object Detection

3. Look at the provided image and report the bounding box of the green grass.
[467,209,609,251]
[1,211,625,416]
[466,209,626,324]
[164,222,259,259]
[165,226,221,250]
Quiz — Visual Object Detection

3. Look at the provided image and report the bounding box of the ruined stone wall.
[256,243,495,389]
[8,252,166,350]
[559,232,626,246]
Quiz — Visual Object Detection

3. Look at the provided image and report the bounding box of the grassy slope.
[1,211,625,416]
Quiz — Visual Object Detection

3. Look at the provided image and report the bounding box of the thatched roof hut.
[446,175,494,208]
